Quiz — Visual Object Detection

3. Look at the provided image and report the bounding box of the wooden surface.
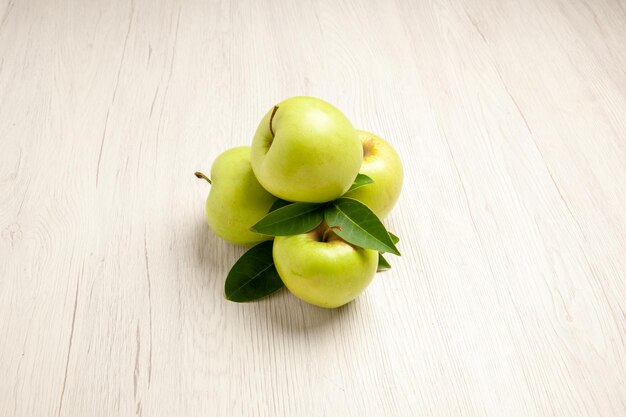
[1,0,625,415]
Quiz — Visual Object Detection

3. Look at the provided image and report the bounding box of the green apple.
[251,96,362,203]
[196,146,277,246]
[344,130,403,218]
[273,224,378,308]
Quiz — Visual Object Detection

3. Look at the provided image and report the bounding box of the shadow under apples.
[251,289,370,335]
[191,217,245,285]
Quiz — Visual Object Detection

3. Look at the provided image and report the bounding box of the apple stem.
[194,171,212,185]
[269,105,279,137]
[322,225,342,242]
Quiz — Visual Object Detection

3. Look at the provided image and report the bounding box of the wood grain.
[1,0,625,416]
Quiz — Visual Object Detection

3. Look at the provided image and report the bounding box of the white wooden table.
[1,0,625,416]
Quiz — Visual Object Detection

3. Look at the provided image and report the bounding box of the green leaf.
[250,202,325,236]
[225,241,284,302]
[377,253,391,271]
[268,198,291,212]
[324,198,401,255]
[389,232,400,244]
[347,173,374,192]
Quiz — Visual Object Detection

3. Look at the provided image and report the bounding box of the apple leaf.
[377,253,391,271]
[250,202,325,236]
[389,232,400,244]
[324,198,401,256]
[225,241,284,302]
[347,173,374,192]
[268,198,292,212]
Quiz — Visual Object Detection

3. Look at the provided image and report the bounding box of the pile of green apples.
[195,96,403,308]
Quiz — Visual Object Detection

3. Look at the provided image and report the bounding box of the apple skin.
[203,146,277,246]
[343,130,403,219]
[273,227,378,308]
[251,96,362,203]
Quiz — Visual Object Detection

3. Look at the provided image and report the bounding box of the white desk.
[1,0,625,415]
